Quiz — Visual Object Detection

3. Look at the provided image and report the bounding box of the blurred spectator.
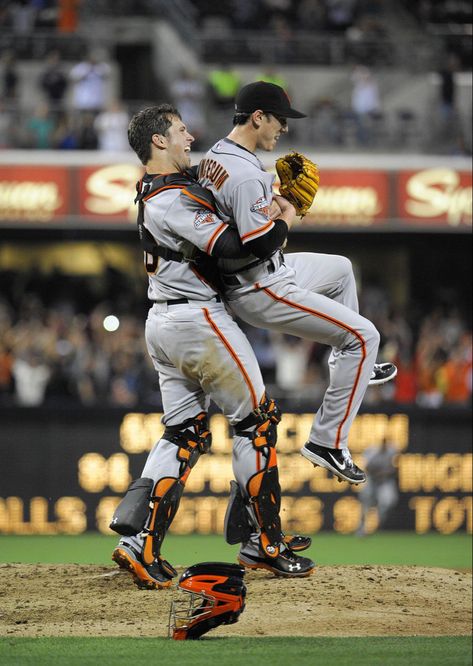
[436,333,472,404]
[54,112,79,149]
[325,0,357,31]
[76,112,99,149]
[258,67,288,89]
[296,0,326,29]
[57,0,79,33]
[94,100,130,152]
[12,349,51,406]
[0,100,14,148]
[0,341,13,399]
[357,437,399,536]
[435,52,467,154]
[69,52,111,115]
[9,0,37,37]
[271,333,312,393]
[39,50,68,113]
[1,50,19,101]
[230,0,263,28]
[207,63,241,110]
[170,69,206,149]
[350,64,381,145]
[24,102,56,149]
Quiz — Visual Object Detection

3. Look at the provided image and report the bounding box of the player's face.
[166,117,194,169]
[257,113,288,151]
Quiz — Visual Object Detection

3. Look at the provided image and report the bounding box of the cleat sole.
[238,556,315,578]
[112,548,172,590]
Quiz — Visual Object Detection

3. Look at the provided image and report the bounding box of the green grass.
[0,532,471,569]
[0,637,471,666]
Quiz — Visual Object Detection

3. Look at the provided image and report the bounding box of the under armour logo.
[111,517,117,524]
[288,563,301,571]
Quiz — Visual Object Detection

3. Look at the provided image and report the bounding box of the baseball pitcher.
[199,81,397,485]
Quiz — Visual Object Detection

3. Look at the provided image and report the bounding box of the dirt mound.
[0,563,471,638]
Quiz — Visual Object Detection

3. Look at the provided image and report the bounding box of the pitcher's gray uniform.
[199,138,380,476]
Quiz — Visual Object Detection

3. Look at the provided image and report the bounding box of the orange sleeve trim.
[182,188,216,211]
[206,222,228,255]
[241,219,275,243]
[202,308,259,409]
[260,285,367,450]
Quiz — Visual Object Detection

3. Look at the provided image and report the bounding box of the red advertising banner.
[300,170,390,227]
[77,164,142,223]
[0,166,70,223]
[0,163,471,231]
[398,169,472,228]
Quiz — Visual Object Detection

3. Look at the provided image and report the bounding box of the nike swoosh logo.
[327,452,346,470]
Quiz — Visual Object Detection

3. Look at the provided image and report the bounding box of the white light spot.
[103,315,120,332]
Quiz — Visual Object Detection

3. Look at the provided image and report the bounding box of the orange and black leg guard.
[142,412,211,571]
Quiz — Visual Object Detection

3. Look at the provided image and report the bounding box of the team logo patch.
[250,196,270,218]
[194,209,215,228]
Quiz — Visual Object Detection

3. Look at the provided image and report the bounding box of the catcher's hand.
[275,151,320,217]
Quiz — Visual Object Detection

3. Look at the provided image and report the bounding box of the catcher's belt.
[275,151,320,217]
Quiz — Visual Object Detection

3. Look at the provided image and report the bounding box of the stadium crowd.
[0,273,470,409]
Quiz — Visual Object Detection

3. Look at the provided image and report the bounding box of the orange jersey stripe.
[206,222,228,255]
[241,219,275,243]
[202,308,258,409]
[260,285,367,449]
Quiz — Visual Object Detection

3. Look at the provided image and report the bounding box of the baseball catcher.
[275,151,320,217]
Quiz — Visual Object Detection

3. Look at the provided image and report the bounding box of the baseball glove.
[275,151,320,217]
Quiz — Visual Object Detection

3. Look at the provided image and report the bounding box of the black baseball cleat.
[238,547,315,578]
[300,442,366,484]
[112,543,176,590]
[369,362,397,386]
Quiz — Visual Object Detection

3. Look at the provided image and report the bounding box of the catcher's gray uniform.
[199,139,380,456]
[115,174,313,580]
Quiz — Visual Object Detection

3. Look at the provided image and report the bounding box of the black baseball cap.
[235,81,306,119]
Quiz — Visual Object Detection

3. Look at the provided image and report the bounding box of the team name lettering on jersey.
[198,159,229,191]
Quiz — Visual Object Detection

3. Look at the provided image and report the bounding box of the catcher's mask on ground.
[169,562,246,640]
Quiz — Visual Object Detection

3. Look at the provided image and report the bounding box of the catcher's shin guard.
[224,480,312,552]
[233,394,284,558]
[142,412,211,567]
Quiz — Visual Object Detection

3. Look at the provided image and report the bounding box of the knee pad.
[234,393,281,449]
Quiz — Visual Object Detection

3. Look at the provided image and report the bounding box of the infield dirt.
[0,563,471,638]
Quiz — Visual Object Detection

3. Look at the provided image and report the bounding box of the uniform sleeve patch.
[194,209,216,228]
[250,196,270,218]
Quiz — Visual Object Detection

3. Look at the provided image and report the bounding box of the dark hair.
[232,112,251,126]
[128,104,181,164]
